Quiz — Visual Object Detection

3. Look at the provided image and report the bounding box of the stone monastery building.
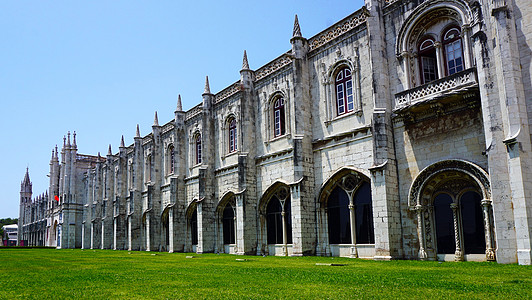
[18,0,532,265]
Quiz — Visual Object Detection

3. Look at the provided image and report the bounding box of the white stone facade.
[18,0,532,265]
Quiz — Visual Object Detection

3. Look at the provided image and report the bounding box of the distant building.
[18,0,532,265]
[3,224,18,246]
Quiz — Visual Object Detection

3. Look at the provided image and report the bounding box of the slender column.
[101,222,104,249]
[90,223,94,249]
[349,195,358,258]
[280,200,288,256]
[416,205,428,260]
[146,214,150,251]
[113,218,117,250]
[461,25,472,68]
[434,42,444,79]
[168,209,174,253]
[481,199,496,261]
[127,217,132,251]
[232,205,237,254]
[401,51,411,90]
[450,203,464,261]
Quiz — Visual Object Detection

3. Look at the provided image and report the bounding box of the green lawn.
[0,248,530,299]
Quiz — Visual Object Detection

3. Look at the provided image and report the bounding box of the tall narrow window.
[327,186,351,244]
[273,98,286,137]
[335,68,354,116]
[190,209,198,245]
[195,135,202,164]
[223,204,235,244]
[434,193,455,254]
[354,182,374,244]
[228,118,237,153]
[443,28,463,75]
[419,38,438,84]
[266,195,292,244]
[460,191,485,254]
[168,145,175,174]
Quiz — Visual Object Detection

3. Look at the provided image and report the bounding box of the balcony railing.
[394,68,478,111]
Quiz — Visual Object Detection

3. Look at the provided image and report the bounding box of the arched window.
[434,193,455,254]
[190,209,198,245]
[228,118,237,153]
[167,145,175,175]
[266,193,292,244]
[327,186,351,244]
[354,182,374,244]
[443,27,464,76]
[223,204,235,244]
[128,162,133,190]
[460,191,485,254]
[273,97,286,137]
[335,68,354,116]
[418,38,438,84]
[195,135,202,164]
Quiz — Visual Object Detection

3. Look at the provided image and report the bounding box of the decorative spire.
[136,124,141,138]
[120,135,125,148]
[177,94,183,111]
[153,111,159,126]
[72,131,77,147]
[55,145,58,158]
[22,167,31,187]
[67,131,71,147]
[204,76,211,94]
[293,14,302,37]
[63,135,66,148]
[108,144,112,156]
[242,50,250,70]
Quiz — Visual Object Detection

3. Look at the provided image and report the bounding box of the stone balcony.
[394,68,478,112]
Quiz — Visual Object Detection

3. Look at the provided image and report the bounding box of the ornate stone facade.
[18,0,532,265]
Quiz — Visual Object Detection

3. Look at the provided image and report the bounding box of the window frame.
[442,27,464,76]
[228,117,237,153]
[273,97,286,138]
[195,134,202,165]
[418,37,438,85]
[335,67,354,116]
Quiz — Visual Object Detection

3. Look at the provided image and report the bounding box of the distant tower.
[18,168,32,246]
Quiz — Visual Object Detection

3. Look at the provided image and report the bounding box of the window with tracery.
[266,191,292,244]
[335,68,354,115]
[228,118,237,153]
[273,97,286,137]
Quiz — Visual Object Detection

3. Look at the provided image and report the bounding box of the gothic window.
[273,97,286,137]
[190,209,198,245]
[195,134,202,164]
[327,186,351,244]
[354,182,374,244]
[443,27,464,76]
[418,38,438,84]
[266,193,292,244]
[460,191,485,254]
[222,204,235,244]
[103,171,107,198]
[335,68,354,116]
[167,145,175,175]
[326,179,374,245]
[434,193,455,254]
[228,118,237,153]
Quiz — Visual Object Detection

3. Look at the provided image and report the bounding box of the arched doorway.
[409,160,495,261]
[258,183,292,256]
[319,169,374,258]
[215,193,237,254]
[185,201,198,253]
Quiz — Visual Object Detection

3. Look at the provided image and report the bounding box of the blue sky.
[0,0,365,219]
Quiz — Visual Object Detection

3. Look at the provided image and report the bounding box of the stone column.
[481,199,496,261]
[434,42,444,79]
[450,203,464,261]
[415,205,428,260]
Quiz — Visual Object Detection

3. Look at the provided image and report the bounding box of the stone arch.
[396,0,473,56]
[258,181,292,255]
[184,200,199,252]
[215,191,237,253]
[316,166,373,257]
[408,159,494,262]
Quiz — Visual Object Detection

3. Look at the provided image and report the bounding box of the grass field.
[0,248,530,299]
